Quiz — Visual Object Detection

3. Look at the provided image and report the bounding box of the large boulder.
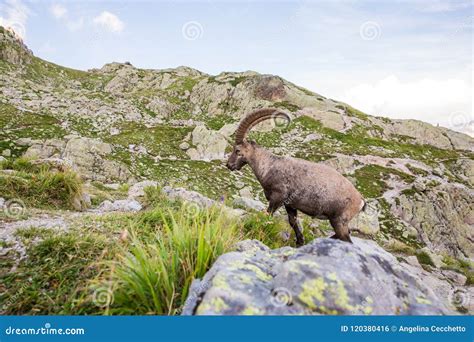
[182,238,452,315]
[186,125,229,161]
[63,137,131,182]
[23,139,65,159]
[21,137,132,182]
[377,119,474,151]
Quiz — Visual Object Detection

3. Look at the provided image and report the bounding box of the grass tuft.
[0,158,83,209]
[105,204,240,315]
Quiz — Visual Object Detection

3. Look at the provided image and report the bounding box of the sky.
[0,0,472,135]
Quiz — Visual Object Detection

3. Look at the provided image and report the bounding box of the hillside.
[0,26,473,315]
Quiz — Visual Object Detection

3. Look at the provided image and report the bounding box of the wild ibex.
[226,108,365,246]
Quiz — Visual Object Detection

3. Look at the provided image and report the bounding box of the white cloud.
[93,11,124,33]
[48,4,83,31]
[50,4,67,19]
[340,75,473,135]
[0,0,29,39]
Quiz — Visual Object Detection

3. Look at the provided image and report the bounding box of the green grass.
[0,158,83,209]
[273,101,301,112]
[203,114,235,130]
[0,183,319,315]
[241,212,289,249]
[106,204,239,315]
[442,256,474,286]
[1,226,115,314]
[354,164,415,198]
[0,104,66,158]
[104,122,192,159]
[415,250,435,267]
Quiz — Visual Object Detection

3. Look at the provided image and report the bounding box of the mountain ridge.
[1,25,472,145]
[1,24,473,315]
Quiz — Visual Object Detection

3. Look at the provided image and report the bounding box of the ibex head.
[226,108,290,171]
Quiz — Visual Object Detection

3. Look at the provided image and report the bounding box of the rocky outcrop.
[23,139,65,159]
[22,137,132,183]
[0,27,32,65]
[454,159,474,186]
[232,196,266,211]
[349,200,380,235]
[63,137,131,182]
[369,117,474,151]
[186,125,229,161]
[393,183,474,259]
[183,238,452,315]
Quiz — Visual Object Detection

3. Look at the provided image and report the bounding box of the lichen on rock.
[182,238,453,315]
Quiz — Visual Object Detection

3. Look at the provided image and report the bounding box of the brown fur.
[227,109,365,246]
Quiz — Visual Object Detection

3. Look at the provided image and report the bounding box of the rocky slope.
[0,26,473,314]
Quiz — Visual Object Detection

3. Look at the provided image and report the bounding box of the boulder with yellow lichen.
[182,238,453,315]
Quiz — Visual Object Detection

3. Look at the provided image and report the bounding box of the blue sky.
[1,0,472,135]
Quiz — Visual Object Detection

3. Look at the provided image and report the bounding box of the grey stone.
[186,125,228,161]
[183,238,452,315]
[128,180,158,198]
[179,142,190,150]
[233,197,266,211]
[97,199,142,212]
[394,183,474,258]
[349,200,379,235]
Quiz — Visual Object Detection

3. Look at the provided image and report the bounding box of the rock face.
[0,27,32,65]
[349,200,380,235]
[183,238,452,315]
[22,137,132,182]
[394,183,474,258]
[186,125,229,161]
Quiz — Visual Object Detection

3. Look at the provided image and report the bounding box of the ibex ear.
[249,140,257,146]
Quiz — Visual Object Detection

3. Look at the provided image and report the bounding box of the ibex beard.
[226,108,366,247]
